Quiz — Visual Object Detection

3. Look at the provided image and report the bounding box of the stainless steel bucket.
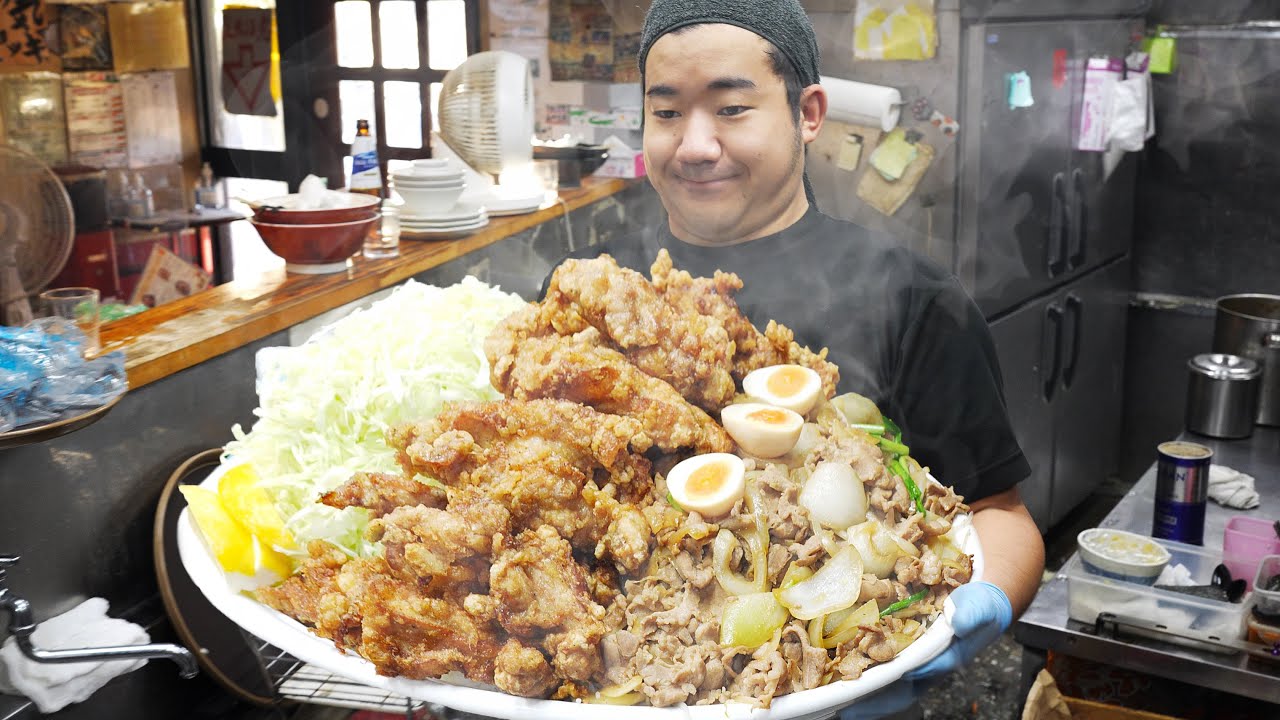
[1186,353,1260,438]
[1213,294,1280,426]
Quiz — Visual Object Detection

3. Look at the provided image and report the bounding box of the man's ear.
[799,84,827,145]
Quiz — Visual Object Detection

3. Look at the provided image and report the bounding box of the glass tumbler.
[364,202,401,259]
[40,287,101,357]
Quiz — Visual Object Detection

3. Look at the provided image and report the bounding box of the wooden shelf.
[100,178,638,390]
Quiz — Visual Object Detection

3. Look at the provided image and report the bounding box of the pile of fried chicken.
[256,251,972,708]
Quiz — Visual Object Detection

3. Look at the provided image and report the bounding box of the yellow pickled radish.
[179,485,256,576]
[217,464,297,551]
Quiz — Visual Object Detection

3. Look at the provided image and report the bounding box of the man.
[553,0,1045,715]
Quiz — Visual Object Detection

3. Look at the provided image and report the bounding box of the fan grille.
[0,145,75,302]
[437,52,534,176]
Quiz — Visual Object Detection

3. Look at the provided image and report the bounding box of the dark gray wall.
[0,182,661,719]
[1121,15,1280,480]
[1148,0,1280,24]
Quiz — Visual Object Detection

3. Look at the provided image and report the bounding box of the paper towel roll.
[819,76,902,131]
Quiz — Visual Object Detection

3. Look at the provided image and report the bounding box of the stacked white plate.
[400,201,489,239]
[482,187,554,217]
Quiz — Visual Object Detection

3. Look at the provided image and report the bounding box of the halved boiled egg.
[665,453,746,519]
[721,403,804,458]
[742,364,823,416]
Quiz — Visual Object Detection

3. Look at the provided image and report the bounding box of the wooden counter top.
[101,177,638,390]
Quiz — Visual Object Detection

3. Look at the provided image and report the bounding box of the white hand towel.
[1208,464,1261,510]
[0,597,150,713]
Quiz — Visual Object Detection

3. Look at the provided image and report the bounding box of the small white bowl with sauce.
[1077,528,1172,585]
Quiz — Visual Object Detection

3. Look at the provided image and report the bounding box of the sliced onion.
[821,598,880,648]
[848,520,912,578]
[597,676,643,697]
[798,462,868,529]
[712,528,767,596]
[776,545,864,620]
[586,691,645,706]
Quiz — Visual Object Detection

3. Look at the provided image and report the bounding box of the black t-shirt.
[544,207,1030,504]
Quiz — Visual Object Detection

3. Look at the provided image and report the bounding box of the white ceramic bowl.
[391,169,464,182]
[1077,528,1171,585]
[392,178,464,188]
[395,183,465,214]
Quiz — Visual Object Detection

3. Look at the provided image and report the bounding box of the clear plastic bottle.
[125,173,154,218]
[136,173,155,217]
[195,162,220,210]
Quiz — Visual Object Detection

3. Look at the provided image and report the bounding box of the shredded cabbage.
[223,277,527,557]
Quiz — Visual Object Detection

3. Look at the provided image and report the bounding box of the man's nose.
[674,112,721,165]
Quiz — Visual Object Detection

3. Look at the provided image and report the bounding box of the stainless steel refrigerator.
[955,4,1146,530]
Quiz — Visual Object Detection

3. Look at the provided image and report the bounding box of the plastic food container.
[1077,528,1171,585]
[1067,536,1246,642]
[1223,517,1280,591]
[1252,555,1280,617]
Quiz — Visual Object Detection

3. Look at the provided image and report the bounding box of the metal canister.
[1185,353,1261,438]
[1152,440,1213,545]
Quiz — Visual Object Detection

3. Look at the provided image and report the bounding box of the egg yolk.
[687,462,730,499]
[766,366,809,398]
[746,408,792,425]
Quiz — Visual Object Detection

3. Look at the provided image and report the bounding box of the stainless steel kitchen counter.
[1014,426,1280,704]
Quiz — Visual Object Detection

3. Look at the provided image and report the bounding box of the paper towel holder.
[0,555,199,679]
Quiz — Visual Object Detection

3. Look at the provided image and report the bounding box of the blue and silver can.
[1152,440,1213,545]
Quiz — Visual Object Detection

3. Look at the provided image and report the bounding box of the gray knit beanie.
[637,0,821,87]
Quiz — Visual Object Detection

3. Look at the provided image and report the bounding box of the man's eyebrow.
[645,77,758,98]
[707,76,757,92]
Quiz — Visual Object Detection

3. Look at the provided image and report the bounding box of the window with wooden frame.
[331,0,483,183]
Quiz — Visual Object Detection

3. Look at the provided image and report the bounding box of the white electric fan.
[435,51,546,215]
[0,146,75,326]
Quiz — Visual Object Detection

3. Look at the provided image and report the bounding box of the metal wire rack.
[245,630,495,720]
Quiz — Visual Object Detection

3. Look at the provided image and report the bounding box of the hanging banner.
[0,0,59,71]
[221,7,276,116]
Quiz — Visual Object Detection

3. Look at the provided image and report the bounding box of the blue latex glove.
[836,679,917,720]
[903,581,1012,681]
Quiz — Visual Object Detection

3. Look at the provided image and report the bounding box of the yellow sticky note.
[870,128,918,181]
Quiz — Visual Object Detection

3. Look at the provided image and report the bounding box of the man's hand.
[903,581,1012,681]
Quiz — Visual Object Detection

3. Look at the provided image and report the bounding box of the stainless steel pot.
[1213,294,1280,426]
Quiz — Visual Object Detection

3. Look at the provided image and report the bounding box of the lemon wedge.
[217,463,297,551]
[180,485,257,576]
[181,483,294,578]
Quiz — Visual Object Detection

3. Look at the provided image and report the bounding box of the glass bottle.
[349,119,382,198]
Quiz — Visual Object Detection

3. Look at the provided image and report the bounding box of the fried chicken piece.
[649,249,839,396]
[490,525,611,683]
[388,399,656,573]
[353,571,504,683]
[255,541,348,627]
[485,317,732,454]
[495,639,556,698]
[367,487,511,596]
[544,255,737,411]
[319,471,445,518]
[761,320,839,397]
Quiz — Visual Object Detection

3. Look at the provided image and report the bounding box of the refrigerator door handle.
[1062,293,1083,389]
[1042,302,1065,403]
[1068,168,1087,270]
[1048,172,1067,278]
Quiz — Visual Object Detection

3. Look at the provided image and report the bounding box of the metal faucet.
[0,555,198,679]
